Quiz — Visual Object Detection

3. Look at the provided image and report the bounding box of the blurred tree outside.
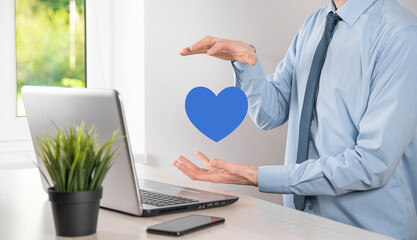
[16,0,85,116]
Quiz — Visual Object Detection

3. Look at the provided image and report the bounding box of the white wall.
[399,0,417,15]
[86,0,145,157]
[144,0,328,205]
[144,0,417,205]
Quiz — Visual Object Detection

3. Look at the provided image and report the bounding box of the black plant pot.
[48,187,103,237]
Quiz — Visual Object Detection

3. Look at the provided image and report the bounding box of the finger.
[207,42,224,56]
[232,51,257,66]
[210,158,240,174]
[175,161,207,181]
[180,47,207,56]
[195,151,222,171]
[195,151,212,169]
[175,162,237,183]
[180,48,212,57]
[174,160,219,182]
[180,47,192,56]
[177,155,200,171]
[207,52,235,62]
[246,53,257,66]
[175,160,255,185]
[177,155,207,172]
[189,35,216,52]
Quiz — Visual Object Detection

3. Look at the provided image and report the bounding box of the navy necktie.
[294,12,341,211]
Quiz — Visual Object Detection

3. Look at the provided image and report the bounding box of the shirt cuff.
[258,165,291,194]
[231,56,263,87]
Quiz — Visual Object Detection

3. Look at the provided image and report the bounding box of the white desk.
[0,164,394,240]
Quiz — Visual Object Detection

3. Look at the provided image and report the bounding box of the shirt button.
[308,205,313,210]
[239,69,244,73]
[309,135,313,141]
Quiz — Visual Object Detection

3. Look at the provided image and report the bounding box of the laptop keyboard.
[140,189,198,207]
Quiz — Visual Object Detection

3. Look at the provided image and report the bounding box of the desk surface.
[0,164,393,240]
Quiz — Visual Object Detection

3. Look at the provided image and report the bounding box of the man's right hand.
[180,35,257,66]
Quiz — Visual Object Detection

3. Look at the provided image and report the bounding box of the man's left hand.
[172,151,258,186]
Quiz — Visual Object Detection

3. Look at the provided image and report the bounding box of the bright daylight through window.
[15,0,85,117]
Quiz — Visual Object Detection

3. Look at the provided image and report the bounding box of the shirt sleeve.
[231,32,299,130]
[258,27,417,196]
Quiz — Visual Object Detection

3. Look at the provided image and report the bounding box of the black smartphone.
[146,215,225,236]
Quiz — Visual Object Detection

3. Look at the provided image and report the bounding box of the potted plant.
[35,121,122,237]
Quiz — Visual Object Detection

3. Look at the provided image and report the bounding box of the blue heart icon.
[185,86,248,142]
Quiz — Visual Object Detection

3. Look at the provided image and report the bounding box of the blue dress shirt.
[232,0,417,239]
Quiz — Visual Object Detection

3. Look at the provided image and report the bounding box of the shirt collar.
[328,0,378,26]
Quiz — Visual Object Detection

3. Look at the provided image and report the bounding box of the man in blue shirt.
[173,0,417,239]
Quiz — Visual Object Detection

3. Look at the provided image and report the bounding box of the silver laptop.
[22,86,238,217]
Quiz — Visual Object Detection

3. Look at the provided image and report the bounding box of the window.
[0,0,145,166]
[16,0,86,117]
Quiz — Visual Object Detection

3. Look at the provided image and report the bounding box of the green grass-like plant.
[35,121,123,192]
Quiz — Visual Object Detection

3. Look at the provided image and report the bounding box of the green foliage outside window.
[16,0,85,116]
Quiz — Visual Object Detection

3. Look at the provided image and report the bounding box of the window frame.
[0,0,31,148]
